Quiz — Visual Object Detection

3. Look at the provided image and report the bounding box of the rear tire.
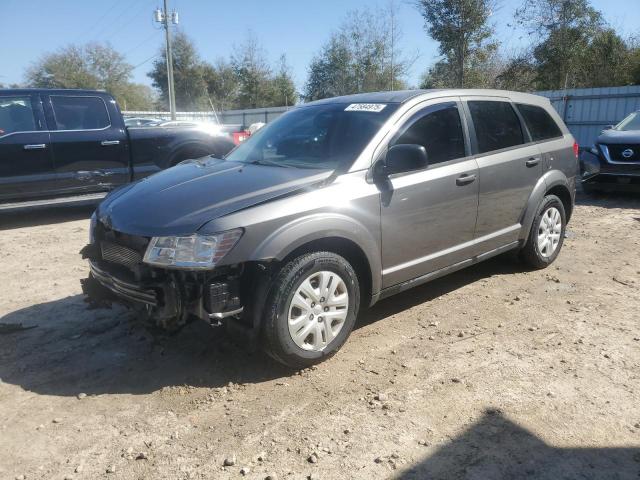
[261,252,360,369]
[520,194,566,269]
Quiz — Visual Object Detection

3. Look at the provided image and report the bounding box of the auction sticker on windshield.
[345,103,387,113]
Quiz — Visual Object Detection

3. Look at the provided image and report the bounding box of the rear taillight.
[573,141,579,158]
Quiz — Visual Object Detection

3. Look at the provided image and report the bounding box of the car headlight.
[143,229,243,269]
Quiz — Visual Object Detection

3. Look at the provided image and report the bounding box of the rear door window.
[516,103,563,141]
[0,96,37,136]
[468,100,524,153]
[393,102,466,165]
[51,96,110,130]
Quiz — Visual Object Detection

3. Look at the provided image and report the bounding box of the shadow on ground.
[0,205,95,231]
[575,190,640,209]
[397,410,640,480]
[0,255,520,397]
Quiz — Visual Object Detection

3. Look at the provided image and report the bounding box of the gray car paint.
[191,89,577,306]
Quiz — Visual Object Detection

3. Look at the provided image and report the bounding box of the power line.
[132,53,159,70]
[123,30,161,57]
[72,0,127,43]
[91,0,142,41]
[101,0,156,42]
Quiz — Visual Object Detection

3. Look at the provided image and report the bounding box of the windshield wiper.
[247,159,295,168]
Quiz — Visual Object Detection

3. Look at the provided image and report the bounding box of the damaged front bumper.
[80,241,245,330]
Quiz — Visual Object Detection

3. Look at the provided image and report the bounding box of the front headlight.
[143,228,243,269]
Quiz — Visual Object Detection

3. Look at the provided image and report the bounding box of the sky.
[1,0,638,93]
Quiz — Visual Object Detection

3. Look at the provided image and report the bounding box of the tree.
[230,33,275,109]
[515,0,639,89]
[494,53,538,91]
[417,0,498,88]
[305,37,354,100]
[580,29,638,87]
[25,42,154,109]
[269,55,298,107]
[304,4,411,101]
[148,31,209,111]
[515,0,601,89]
[202,59,239,112]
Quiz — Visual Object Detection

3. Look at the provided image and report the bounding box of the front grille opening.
[101,241,143,269]
[606,144,639,162]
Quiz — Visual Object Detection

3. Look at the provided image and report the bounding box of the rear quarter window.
[516,103,563,141]
[51,96,110,130]
[468,100,524,154]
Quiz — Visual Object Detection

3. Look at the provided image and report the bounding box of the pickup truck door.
[0,93,56,202]
[42,94,129,193]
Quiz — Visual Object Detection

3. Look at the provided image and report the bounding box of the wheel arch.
[244,214,382,306]
[519,171,573,241]
[278,236,373,309]
[166,141,214,167]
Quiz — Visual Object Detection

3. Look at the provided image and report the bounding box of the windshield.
[614,111,640,131]
[225,103,398,170]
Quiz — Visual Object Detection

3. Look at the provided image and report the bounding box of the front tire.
[520,194,566,269]
[261,252,360,368]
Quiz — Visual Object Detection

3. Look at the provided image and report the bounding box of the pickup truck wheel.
[261,252,360,369]
[520,194,566,269]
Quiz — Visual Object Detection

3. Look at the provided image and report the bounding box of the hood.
[97,158,332,236]
[596,128,640,145]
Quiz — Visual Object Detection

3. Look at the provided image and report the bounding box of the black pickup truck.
[0,89,235,211]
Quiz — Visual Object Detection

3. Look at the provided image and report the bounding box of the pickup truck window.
[393,102,466,165]
[51,95,110,131]
[0,96,37,136]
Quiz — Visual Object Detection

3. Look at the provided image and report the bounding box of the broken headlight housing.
[143,228,243,269]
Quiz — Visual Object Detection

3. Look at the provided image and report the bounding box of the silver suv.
[82,89,578,368]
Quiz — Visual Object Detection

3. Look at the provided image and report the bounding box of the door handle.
[101,140,120,146]
[525,157,541,167]
[456,173,476,186]
[23,144,47,150]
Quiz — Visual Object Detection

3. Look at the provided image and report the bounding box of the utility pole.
[155,1,178,120]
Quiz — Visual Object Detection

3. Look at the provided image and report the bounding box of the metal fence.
[125,85,640,147]
[536,85,640,147]
[122,107,290,127]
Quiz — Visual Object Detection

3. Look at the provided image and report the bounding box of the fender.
[519,169,570,241]
[248,212,382,298]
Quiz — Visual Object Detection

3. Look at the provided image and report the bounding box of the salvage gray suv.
[82,89,578,367]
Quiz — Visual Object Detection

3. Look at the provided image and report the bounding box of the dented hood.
[97,158,331,236]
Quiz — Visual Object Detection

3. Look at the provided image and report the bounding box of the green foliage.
[417,0,498,88]
[202,59,238,112]
[148,31,209,110]
[304,4,410,101]
[25,43,155,110]
[148,31,297,111]
[513,0,637,90]
[269,55,298,107]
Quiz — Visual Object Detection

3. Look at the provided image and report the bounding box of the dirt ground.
[1,193,639,480]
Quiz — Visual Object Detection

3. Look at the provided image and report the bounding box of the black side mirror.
[383,144,429,175]
[603,125,614,130]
